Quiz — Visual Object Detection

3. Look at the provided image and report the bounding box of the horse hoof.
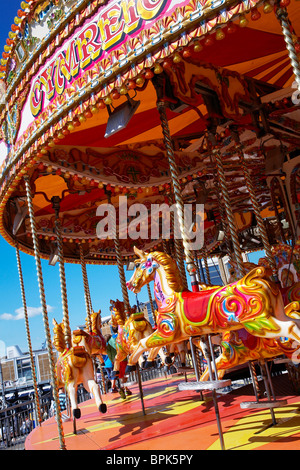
[99,403,107,413]
[125,364,136,374]
[73,409,81,419]
[145,360,155,369]
[119,388,126,399]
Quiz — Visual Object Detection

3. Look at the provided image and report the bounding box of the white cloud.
[0,305,54,321]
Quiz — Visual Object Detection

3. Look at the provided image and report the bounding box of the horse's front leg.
[144,347,162,368]
[127,311,179,372]
[67,378,80,419]
[82,359,107,414]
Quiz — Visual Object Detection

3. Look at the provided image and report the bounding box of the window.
[16,357,33,382]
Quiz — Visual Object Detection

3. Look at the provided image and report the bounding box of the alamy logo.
[96,196,204,250]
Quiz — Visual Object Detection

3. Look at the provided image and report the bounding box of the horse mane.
[90,310,101,334]
[150,251,185,292]
[53,319,65,352]
[110,300,127,326]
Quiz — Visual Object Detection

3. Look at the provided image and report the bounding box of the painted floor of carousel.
[25,369,300,451]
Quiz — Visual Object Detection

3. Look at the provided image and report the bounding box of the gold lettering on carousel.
[98,3,125,51]
[136,0,165,20]
[29,0,188,117]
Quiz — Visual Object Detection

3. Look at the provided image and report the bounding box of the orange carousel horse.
[199,250,300,381]
[195,329,297,381]
[53,311,107,419]
[125,247,300,372]
[110,300,167,375]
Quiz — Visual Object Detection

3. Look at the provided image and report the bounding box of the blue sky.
[0,2,265,356]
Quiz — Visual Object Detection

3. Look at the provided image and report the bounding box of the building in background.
[0,345,53,402]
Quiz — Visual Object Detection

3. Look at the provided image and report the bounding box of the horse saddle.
[181,287,219,323]
[72,329,90,345]
[71,346,88,368]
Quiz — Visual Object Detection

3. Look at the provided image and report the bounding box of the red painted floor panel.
[25,371,300,451]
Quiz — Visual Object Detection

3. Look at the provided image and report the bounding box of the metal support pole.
[15,242,42,426]
[79,244,92,331]
[147,284,155,317]
[52,197,72,350]
[238,148,278,279]
[213,150,245,278]
[24,176,66,450]
[157,101,198,291]
[189,337,200,382]
[275,5,300,93]
[136,365,146,416]
[259,360,277,426]
[249,361,261,401]
[202,335,225,450]
[167,193,188,288]
[201,248,211,286]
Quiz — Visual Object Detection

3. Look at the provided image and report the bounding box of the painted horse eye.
[135,263,140,269]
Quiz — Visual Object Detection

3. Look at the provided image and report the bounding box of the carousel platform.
[25,371,300,451]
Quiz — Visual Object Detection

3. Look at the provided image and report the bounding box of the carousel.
[0,0,300,450]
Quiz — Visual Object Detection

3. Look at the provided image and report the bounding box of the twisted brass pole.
[79,244,92,331]
[167,193,188,288]
[147,283,155,316]
[24,176,66,450]
[194,251,202,285]
[210,154,237,272]
[201,247,212,286]
[275,5,300,93]
[114,231,131,317]
[157,101,198,291]
[238,148,278,278]
[107,191,131,316]
[213,150,245,278]
[54,213,72,350]
[15,242,42,426]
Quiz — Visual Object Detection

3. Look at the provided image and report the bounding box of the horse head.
[126,246,159,293]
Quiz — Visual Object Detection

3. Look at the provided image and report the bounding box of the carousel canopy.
[0,0,298,264]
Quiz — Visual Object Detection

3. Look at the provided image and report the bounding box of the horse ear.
[134,246,145,258]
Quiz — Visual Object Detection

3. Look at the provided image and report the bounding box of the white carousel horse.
[125,247,300,371]
[53,315,107,419]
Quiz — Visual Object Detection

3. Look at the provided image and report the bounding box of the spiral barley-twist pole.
[24,177,66,450]
[115,231,131,317]
[275,6,300,93]
[239,149,277,277]
[54,213,72,350]
[167,193,188,288]
[210,154,237,271]
[106,191,131,317]
[157,101,198,291]
[15,242,42,426]
[201,247,212,286]
[79,244,92,331]
[213,151,245,278]
[147,283,155,316]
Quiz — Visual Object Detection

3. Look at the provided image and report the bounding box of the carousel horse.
[125,247,300,371]
[73,309,106,359]
[110,300,166,375]
[199,252,300,381]
[194,329,297,381]
[53,317,107,419]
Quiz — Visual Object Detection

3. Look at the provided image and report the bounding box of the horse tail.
[284,301,300,320]
[53,319,65,352]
